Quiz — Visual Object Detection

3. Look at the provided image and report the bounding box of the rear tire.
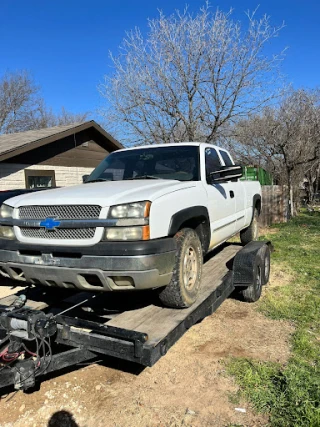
[159,228,203,308]
[240,208,259,245]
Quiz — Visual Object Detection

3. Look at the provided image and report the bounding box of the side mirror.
[82,174,90,183]
[209,165,243,183]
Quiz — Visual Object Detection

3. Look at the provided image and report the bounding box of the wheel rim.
[183,246,198,291]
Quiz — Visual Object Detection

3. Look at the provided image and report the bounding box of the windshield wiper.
[85,178,112,183]
[123,175,163,180]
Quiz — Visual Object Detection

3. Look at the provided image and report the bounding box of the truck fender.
[168,206,211,253]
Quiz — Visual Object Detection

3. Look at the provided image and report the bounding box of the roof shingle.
[0,121,122,161]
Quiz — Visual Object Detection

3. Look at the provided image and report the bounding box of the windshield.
[87,145,200,182]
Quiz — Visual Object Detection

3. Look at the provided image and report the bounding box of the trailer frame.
[0,241,271,392]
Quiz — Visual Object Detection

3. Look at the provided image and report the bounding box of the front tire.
[240,208,259,245]
[159,228,203,308]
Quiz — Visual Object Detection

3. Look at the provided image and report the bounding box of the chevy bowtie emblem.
[39,217,61,231]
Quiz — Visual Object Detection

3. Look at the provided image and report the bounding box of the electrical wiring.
[43,338,53,371]
[0,293,55,389]
[0,334,46,389]
[21,343,37,358]
[35,336,53,377]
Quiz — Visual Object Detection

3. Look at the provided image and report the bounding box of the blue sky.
[1,0,319,119]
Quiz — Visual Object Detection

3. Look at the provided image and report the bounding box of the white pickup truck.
[0,143,261,308]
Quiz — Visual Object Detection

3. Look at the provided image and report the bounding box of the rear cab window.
[219,150,234,166]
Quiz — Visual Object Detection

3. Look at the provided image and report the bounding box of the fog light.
[111,276,135,287]
[0,226,15,240]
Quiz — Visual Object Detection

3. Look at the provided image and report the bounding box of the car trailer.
[0,241,271,392]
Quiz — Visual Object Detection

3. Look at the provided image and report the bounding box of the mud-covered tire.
[159,228,203,308]
[240,208,259,245]
[239,246,264,303]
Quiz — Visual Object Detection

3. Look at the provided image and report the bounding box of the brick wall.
[260,185,288,226]
[0,163,94,190]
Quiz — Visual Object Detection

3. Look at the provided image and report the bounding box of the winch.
[0,308,57,340]
[0,295,57,390]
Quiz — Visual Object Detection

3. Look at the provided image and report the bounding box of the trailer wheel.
[159,228,203,308]
[260,244,271,285]
[238,247,264,302]
[240,208,259,245]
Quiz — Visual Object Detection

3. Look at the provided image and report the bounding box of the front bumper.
[0,239,176,292]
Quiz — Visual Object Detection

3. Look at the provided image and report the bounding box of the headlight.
[0,204,13,219]
[108,201,151,219]
[104,201,151,241]
[0,226,15,240]
[104,226,150,241]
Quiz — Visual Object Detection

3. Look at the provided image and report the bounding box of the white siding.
[0,163,94,190]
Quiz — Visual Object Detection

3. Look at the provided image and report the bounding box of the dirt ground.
[0,270,294,427]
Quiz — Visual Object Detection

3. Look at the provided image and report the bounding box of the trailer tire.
[238,247,264,302]
[159,228,203,308]
[260,244,271,285]
[240,208,259,245]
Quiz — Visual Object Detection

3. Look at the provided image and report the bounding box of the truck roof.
[117,142,226,152]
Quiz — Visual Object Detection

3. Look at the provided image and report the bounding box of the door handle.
[229,191,234,198]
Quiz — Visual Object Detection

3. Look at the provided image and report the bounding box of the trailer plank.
[140,249,238,346]
[107,244,240,345]
[0,285,89,311]
[0,294,18,306]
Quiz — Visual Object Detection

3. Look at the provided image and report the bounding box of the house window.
[25,170,56,189]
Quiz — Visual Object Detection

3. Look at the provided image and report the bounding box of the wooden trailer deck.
[0,239,273,391]
[0,243,241,348]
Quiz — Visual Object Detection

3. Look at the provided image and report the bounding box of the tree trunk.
[288,168,294,218]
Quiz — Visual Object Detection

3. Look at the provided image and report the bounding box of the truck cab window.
[205,148,222,182]
[219,150,233,166]
[87,146,200,182]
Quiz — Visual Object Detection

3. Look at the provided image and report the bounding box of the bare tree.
[304,159,320,204]
[35,105,89,128]
[227,89,320,217]
[99,4,285,145]
[0,71,88,134]
[52,107,88,126]
[225,107,285,181]
[0,71,42,134]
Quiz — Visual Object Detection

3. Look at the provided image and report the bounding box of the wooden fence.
[259,185,288,227]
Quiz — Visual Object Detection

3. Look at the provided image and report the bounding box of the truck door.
[204,147,237,248]
[218,149,247,232]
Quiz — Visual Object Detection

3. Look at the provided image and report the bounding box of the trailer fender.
[233,241,271,287]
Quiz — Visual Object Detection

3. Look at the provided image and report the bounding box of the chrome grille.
[20,228,96,240]
[18,205,101,220]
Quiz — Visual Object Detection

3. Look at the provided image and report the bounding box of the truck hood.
[5,180,196,208]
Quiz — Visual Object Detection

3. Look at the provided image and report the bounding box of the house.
[0,121,122,190]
